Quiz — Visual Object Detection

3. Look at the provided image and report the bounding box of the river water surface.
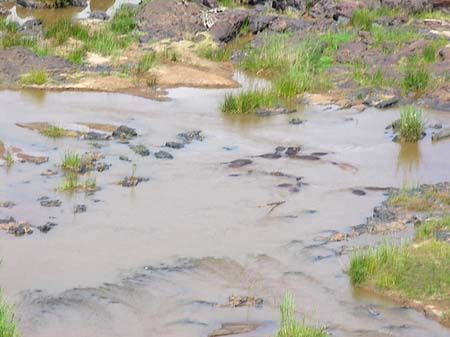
[0,82,450,337]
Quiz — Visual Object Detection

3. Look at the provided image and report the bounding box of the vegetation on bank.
[349,215,450,325]
[58,173,96,192]
[0,291,18,337]
[277,293,327,337]
[19,70,48,86]
[388,185,450,211]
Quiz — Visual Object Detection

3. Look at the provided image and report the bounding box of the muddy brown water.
[6,0,139,26]
[0,79,450,337]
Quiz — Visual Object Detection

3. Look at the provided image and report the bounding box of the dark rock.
[82,131,111,141]
[211,9,250,42]
[137,0,205,40]
[0,47,74,84]
[120,176,150,187]
[0,201,15,208]
[296,155,321,160]
[229,159,252,168]
[39,197,61,207]
[203,0,218,8]
[165,141,185,149]
[256,105,296,117]
[285,146,301,157]
[364,94,399,108]
[336,41,367,63]
[208,322,262,337]
[311,152,328,156]
[228,295,263,307]
[90,10,109,20]
[96,162,111,172]
[154,151,174,159]
[289,118,303,125]
[9,222,33,236]
[177,130,205,143]
[352,189,366,196]
[130,144,150,157]
[0,5,10,16]
[112,125,137,139]
[259,153,282,159]
[436,229,450,243]
[74,204,87,214]
[37,222,57,233]
[424,83,450,111]
[119,155,131,162]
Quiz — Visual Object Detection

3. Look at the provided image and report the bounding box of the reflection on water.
[397,142,422,185]
[6,0,140,27]
[20,88,47,104]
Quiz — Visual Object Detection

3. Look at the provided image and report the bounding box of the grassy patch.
[350,7,402,31]
[388,186,450,211]
[198,45,232,62]
[399,105,424,142]
[109,5,137,34]
[61,152,81,172]
[58,173,96,192]
[372,26,421,48]
[416,215,450,240]
[136,51,157,74]
[220,89,277,114]
[402,56,429,93]
[349,237,450,312]
[46,19,89,45]
[19,70,48,85]
[276,292,327,337]
[0,291,18,337]
[40,125,66,138]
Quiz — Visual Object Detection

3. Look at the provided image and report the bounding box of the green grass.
[402,56,429,93]
[0,291,18,337]
[67,46,87,64]
[0,32,37,49]
[136,51,157,74]
[40,125,65,138]
[349,238,450,304]
[109,5,137,34]
[220,89,278,114]
[19,70,48,85]
[416,215,450,240]
[388,185,450,211]
[350,7,402,31]
[58,173,80,192]
[276,292,327,337]
[399,105,424,142]
[372,26,421,48]
[61,152,81,172]
[45,19,89,45]
[198,46,232,62]
[4,151,13,168]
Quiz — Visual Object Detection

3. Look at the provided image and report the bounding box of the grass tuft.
[109,5,137,34]
[221,89,277,114]
[40,125,65,138]
[276,292,327,337]
[402,56,429,93]
[19,70,48,85]
[61,152,81,172]
[0,291,18,337]
[399,105,424,142]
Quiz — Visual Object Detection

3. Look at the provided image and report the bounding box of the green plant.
[220,89,277,114]
[46,19,89,45]
[277,292,327,337]
[350,9,374,31]
[399,105,424,142]
[109,5,137,34]
[198,46,231,62]
[0,291,18,337]
[136,51,157,74]
[67,46,87,64]
[415,215,450,240]
[40,125,65,138]
[58,173,80,192]
[4,151,13,168]
[402,57,429,92]
[61,152,81,171]
[19,70,48,85]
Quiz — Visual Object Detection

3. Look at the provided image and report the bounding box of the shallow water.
[6,0,140,26]
[0,84,450,337]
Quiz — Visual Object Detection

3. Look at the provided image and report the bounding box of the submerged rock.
[227,295,263,308]
[37,222,57,233]
[1,218,33,236]
[112,125,137,139]
[256,105,296,117]
[289,118,304,125]
[130,144,150,157]
[177,130,205,144]
[39,197,61,208]
[208,322,262,337]
[120,176,150,187]
[228,159,252,168]
[165,141,185,149]
[74,204,87,214]
[364,94,400,108]
[154,151,174,159]
[0,201,15,208]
